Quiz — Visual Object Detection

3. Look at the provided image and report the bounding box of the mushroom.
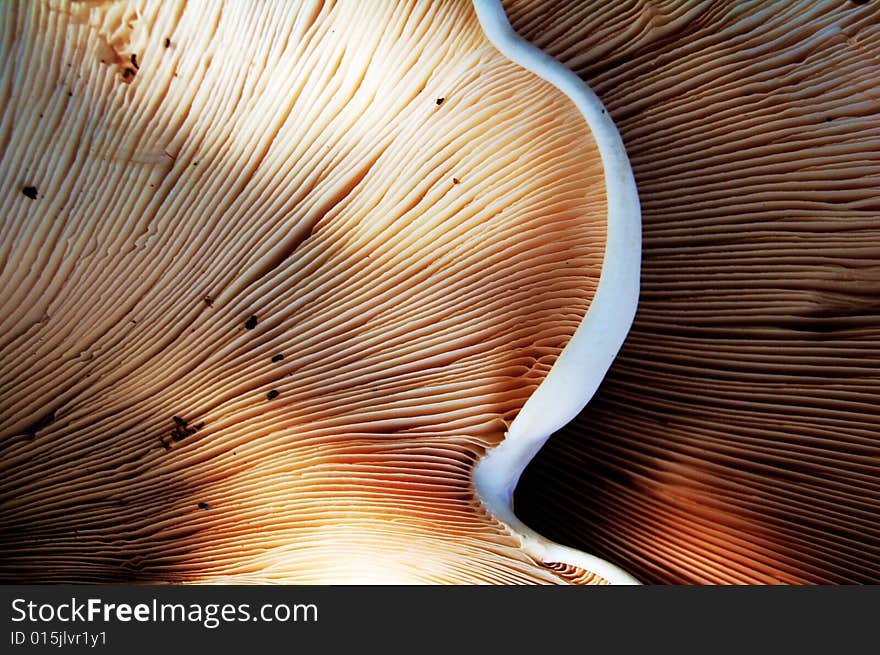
[0,0,640,583]
[506,0,880,583]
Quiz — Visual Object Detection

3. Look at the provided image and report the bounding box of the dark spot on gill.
[169,415,204,442]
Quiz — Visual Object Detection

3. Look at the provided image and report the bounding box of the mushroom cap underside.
[507,0,880,585]
[0,0,638,584]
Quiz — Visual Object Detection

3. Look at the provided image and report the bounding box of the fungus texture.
[508,0,880,584]
[0,1,639,583]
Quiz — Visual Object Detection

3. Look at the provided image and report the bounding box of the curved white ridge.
[471,0,642,584]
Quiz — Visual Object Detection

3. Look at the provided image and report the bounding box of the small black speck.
[601,108,606,114]
[193,161,198,166]
[159,436,171,450]
[198,502,210,510]
[452,177,460,185]
[436,97,444,105]
[38,113,43,118]
[170,415,202,442]
[22,186,38,200]
[266,390,279,401]
[271,354,284,363]
[122,67,136,80]
[851,0,869,5]
[164,38,171,48]
[203,295,213,307]
[130,53,139,70]
[245,315,258,330]
[826,116,833,122]
[67,91,72,97]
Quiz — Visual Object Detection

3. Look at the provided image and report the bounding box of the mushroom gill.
[0,1,639,583]
[507,0,880,584]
